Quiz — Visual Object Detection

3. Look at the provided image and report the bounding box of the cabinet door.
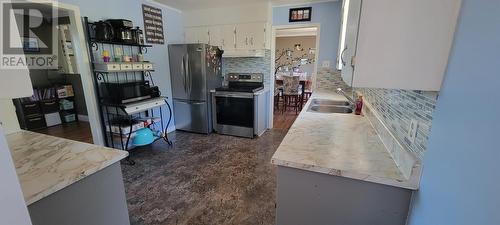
[251,23,267,49]
[208,26,222,48]
[236,23,266,50]
[184,27,209,44]
[235,24,250,49]
[220,25,236,50]
[352,0,460,91]
[337,0,362,86]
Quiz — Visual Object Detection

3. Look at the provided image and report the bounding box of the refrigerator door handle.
[186,53,192,96]
[181,55,186,93]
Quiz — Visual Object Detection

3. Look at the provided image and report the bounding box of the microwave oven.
[101,81,159,104]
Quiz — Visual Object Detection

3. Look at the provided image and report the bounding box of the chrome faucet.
[336,88,356,108]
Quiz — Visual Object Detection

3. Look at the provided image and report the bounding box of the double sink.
[307,99,353,114]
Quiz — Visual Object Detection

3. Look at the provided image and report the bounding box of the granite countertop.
[6,131,128,205]
[271,90,419,190]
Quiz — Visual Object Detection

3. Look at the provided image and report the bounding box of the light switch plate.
[407,119,418,144]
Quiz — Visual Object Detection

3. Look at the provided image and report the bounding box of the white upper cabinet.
[184,23,269,51]
[220,25,236,50]
[235,23,267,50]
[207,26,222,48]
[343,0,461,91]
[184,27,209,44]
[337,0,362,87]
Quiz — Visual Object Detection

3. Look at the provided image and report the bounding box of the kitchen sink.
[310,99,351,106]
[307,105,353,114]
[306,98,353,114]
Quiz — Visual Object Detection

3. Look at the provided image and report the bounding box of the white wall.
[0,126,32,225]
[184,2,270,26]
[0,100,21,134]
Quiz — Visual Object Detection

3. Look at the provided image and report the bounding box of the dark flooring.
[35,121,93,144]
[34,110,298,225]
[122,109,297,225]
[122,129,288,225]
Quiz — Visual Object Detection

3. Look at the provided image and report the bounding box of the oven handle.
[215,92,254,99]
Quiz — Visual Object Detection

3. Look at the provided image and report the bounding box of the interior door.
[338,0,362,86]
[187,44,207,101]
[168,44,189,100]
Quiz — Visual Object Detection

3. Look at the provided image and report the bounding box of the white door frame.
[28,0,105,145]
[269,23,321,128]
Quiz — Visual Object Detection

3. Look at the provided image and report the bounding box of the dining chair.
[282,75,301,114]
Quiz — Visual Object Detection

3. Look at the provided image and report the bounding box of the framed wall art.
[289,7,312,22]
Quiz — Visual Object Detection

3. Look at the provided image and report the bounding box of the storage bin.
[61,113,76,123]
[57,85,74,98]
[25,115,47,130]
[60,99,74,110]
[40,99,59,113]
[44,112,62,127]
[21,102,42,116]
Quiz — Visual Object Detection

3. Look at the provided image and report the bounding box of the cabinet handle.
[246,37,248,45]
[28,117,42,122]
[24,104,37,108]
[250,37,254,45]
[222,39,225,46]
[44,101,56,105]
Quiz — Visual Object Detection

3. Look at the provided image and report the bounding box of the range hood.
[222,49,265,58]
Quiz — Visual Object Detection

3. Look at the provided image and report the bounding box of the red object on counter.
[355,96,363,115]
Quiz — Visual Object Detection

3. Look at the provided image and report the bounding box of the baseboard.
[78,115,89,122]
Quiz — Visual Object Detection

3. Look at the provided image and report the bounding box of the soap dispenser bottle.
[355,95,363,115]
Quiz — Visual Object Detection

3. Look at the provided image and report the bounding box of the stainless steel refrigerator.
[168,44,223,134]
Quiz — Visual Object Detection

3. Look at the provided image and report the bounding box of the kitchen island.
[6,131,129,225]
[271,90,421,225]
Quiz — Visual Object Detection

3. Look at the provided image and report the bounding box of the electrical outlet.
[322,60,331,68]
[407,119,418,144]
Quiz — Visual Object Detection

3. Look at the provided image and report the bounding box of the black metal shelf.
[89,39,153,48]
[84,16,172,165]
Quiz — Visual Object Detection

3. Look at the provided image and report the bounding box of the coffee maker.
[106,19,134,43]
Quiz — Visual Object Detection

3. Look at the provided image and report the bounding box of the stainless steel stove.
[212,73,265,138]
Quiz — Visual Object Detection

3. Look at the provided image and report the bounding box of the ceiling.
[153,0,337,11]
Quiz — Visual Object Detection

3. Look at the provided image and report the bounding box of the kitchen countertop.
[271,90,419,190]
[6,131,128,205]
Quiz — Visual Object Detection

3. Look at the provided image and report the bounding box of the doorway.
[270,25,320,130]
[11,2,104,144]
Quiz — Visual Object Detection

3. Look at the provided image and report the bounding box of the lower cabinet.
[276,166,413,225]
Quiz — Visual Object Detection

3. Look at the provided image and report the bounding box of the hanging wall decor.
[142,4,165,44]
[289,7,312,22]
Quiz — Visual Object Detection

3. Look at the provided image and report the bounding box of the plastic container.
[62,113,76,123]
[60,99,74,110]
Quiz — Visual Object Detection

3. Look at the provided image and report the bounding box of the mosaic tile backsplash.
[324,69,438,161]
[222,50,272,88]
[357,88,438,160]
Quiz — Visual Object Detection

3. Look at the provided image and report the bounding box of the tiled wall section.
[222,50,272,88]
[357,88,438,160]
[323,69,438,161]
[316,68,353,93]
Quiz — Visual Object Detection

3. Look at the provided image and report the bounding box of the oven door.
[213,92,254,138]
